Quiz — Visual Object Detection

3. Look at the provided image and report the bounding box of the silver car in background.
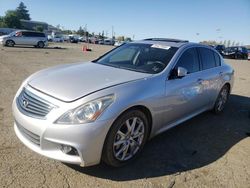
[13,38,234,167]
[0,30,48,48]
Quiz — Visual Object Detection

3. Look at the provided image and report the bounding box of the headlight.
[55,94,115,124]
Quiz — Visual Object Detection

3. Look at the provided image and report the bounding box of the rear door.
[198,47,223,104]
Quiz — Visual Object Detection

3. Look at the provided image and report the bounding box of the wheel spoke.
[121,144,129,160]
[115,144,127,157]
[117,130,127,140]
[113,116,145,161]
[125,120,131,132]
[114,139,126,146]
[130,117,137,134]
[132,132,144,139]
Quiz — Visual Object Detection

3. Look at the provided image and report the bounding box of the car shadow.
[64,94,250,181]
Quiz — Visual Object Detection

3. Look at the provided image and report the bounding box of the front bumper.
[13,87,113,167]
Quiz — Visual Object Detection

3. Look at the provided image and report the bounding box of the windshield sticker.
[151,44,171,50]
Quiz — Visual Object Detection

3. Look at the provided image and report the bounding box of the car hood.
[0,35,9,39]
[28,62,151,102]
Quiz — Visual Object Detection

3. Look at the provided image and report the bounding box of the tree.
[227,40,231,47]
[77,26,84,35]
[0,16,7,27]
[4,10,21,28]
[117,36,125,41]
[125,37,132,42]
[16,2,30,20]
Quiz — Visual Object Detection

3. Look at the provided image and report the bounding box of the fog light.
[61,145,72,154]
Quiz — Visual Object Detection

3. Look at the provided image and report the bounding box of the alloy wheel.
[113,117,145,161]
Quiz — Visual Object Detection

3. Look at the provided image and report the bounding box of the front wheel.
[102,110,149,167]
[5,40,15,47]
[213,85,229,114]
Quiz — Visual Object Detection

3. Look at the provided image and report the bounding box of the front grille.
[16,121,40,146]
[17,88,54,119]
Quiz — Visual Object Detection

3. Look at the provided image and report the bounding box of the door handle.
[197,78,204,84]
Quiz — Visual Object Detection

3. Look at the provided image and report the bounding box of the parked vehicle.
[52,36,64,43]
[69,36,78,43]
[98,39,104,45]
[78,36,87,42]
[0,30,48,48]
[104,39,114,45]
[13,38,234,167]
[248,49,250,60]
[223,46,248,59]
[214,45,225,55]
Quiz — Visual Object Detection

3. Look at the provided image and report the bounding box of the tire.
[37,41,45,48]
[213,85,230,114]
[5,40,15,47]
[234,54,238,59]
[102,110,149,167]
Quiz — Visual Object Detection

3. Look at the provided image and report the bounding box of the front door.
[161,47,210,127]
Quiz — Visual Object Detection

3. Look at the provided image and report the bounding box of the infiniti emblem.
[22,99,29,108]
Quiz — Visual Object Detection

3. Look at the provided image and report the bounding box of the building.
[0,28,17,36]
[20,19,48,32]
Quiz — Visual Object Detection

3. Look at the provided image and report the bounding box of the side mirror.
[177,67,187,78]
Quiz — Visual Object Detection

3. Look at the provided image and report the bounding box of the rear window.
[199,48,216,70]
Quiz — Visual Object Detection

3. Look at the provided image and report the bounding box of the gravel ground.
[0,43,250,188]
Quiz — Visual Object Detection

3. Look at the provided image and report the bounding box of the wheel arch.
[5,39,15,46]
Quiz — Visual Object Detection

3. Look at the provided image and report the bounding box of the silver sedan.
[13,38,234,167]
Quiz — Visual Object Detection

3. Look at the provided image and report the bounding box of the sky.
[0,0,250,44]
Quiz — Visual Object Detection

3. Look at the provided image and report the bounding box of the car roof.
[15,30,44,33]
[132,38,190,48]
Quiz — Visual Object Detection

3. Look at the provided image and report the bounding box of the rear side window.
[175,48,200,74]
[199,48,216,70]
[213,52,221,66]
[22,32,31,37]
[31,32,45,37]
[22,32,45,37]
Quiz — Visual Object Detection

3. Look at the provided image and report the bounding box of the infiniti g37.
[13,38,234,167]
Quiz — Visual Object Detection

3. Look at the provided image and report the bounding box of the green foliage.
[77,26,84,35]
[4,10,22,28]
[116,36,125,41]
[16,2,30,20]
[0,16,7,27]
[125,37,132,42]
[0,2,30,29]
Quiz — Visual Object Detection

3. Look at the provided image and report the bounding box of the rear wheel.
[102,110,149,167]
[213,85,229,114]
[5,40,15,47]
[37,41,45,48]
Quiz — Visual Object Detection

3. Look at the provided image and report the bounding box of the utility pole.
[112,25,114,40]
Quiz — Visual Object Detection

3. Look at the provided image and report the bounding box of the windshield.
[8,31,17,36]
[94,43,178,74]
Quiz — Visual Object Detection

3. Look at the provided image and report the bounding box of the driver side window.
[175,48,200,74]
